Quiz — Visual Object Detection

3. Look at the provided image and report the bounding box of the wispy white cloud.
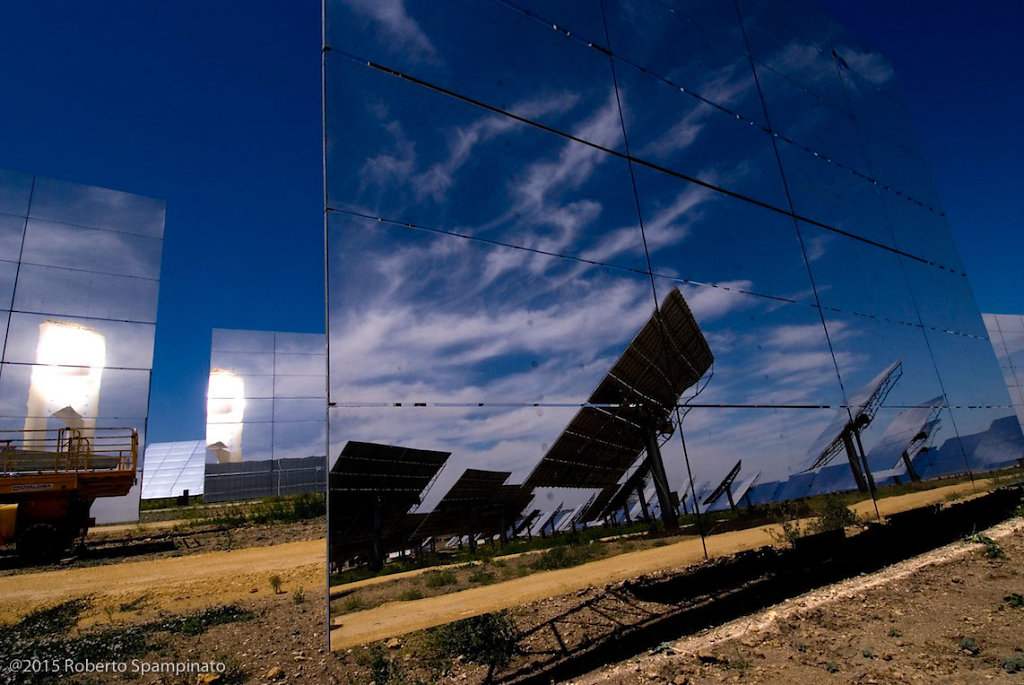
[835,45,895,86]
[344,0,436,58]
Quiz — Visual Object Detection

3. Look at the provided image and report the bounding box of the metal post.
[636,486,651,523]
[645,419,679,531]
[901,450,921,482]
[842,429,869,492]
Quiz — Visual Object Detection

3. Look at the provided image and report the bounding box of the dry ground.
[576,517,1024,684]
[328,479,997,649]
[0,478,1016,684]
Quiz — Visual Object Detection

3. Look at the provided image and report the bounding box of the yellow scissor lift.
[0,427,138,562]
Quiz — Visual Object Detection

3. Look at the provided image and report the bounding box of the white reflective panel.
[13,264,159,323]
[140,440,206,499]
[29,177,165,239]
[985,314,1024,425]
[926,332,1016,410]
[0,311,7,356]
[236,421,273,463]
[0,170,33,217]
[92,482,141,524]
[635,167,814,304]
[21,219,163,279]
[4,313,156,369]
[0,261,17,311]
[274,332,324,355]
[681,406,836,491]
[274,353,325,378]
[272,420,326,459]
[606,0,762,123]
[902,260,986,338]
[209,351,275,377]
[920,406,1024,477]
[274,374,323,399]
[274,397,323,424]
[0,213,25,262]
[800,222,917,323]
[325,0,624,153]
[0,364,150,424]
[329,211,659,406]
[232,398,273,424]
[821,314,944,409]
[780,146,895,248]
[212,328,275,353]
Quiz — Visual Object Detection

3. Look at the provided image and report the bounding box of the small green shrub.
[15,598,89,638]
[1004,593,1024,607]
[468,570,496,585]
[529,543,600,571]
[356,645,394,684]
[767,502,806,546]
[151,604,253,636]
[966,533,1006,559]
[398,588,424,601]
[269,574,283,594]
[343,596,365,612]
[118,594,148,612]
[724,656,752,671]
[428,611,520,671]
[1003,656,1024,674]
[424,570,458,588]
[809,494,862,534]
[958,636,980,655]
[292,587,305,605]
[825,661,840,673]
[888,628,903,638]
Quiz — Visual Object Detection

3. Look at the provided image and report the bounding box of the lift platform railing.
[0,427,138,474]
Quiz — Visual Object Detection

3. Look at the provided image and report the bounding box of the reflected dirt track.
[329,479,995,650]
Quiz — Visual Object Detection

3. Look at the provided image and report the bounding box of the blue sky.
[0,0,1020,459]
[322,0,1023,510]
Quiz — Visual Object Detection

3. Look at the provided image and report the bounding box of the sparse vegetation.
[427,611,520,674]
[825,661,840,673]
[958,636,981,655]
[150,604,254,635]
[808,494,862,534]
[529,543,603,571]
[0,601,253,685]
[174,492,326,529]
[118,594,148,612]
[888,628,903,638]
[398,588,424,601]
[1003,656,1024,674]
[269,573,283,594]
[724,656,752,671]
[1004,593,1024,607]
[423,570,458,588]
[767,502,807,546]
[862,646,875,658]
[355,645,395,684]
[343,596,365,612]
[468,569,496,584]
[966,533,1006,559]
[292,586,306,604]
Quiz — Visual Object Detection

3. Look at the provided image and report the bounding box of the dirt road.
[0,479,991,638]
[0,538,325,625]
[329,480,993,650]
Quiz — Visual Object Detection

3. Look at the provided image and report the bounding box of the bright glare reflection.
[206,369,245,463]
[25,320,106,440]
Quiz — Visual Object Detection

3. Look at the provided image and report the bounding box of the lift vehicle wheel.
[16,522,66,564]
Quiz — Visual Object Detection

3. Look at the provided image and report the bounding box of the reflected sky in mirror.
[207,329,326,463]
[325,0,1023,521]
